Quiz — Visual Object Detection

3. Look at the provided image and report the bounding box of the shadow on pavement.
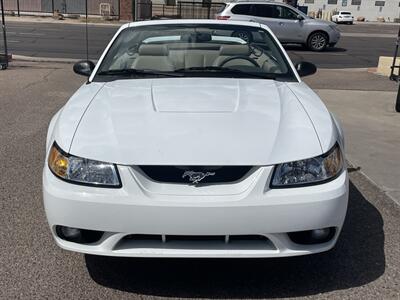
[284,44,347,53]
[85,181,385,298]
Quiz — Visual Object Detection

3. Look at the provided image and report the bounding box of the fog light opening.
[55,226,104,244]
[288,227,336,245]
[311,228,331,240]
[56,226,82,242]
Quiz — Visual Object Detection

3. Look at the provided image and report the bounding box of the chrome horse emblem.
[182,171,216,184]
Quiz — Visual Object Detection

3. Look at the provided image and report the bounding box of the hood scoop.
[151,79,239,113]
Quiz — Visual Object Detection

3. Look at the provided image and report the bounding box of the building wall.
[149,0,400,22]
[286,0,400,22]
[120,0,133,20]
[4,0,42,12]
[120,0,399,22]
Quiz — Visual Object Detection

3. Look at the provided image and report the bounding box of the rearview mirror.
[295,61,317,77]
[73,60,95,77]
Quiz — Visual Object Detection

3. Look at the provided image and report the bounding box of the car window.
[340,12,351,15]
[250,4,278,18]
[94,24,296,82]
[231,4,251,15]
[276,6,299,20]
[215,4,226,13]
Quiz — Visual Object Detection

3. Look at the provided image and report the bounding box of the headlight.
[270,143,343,188]
[48,143,121,188]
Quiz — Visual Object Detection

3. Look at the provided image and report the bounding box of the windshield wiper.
[97,68,184,77]
[97,67,277,80]
[174,66,276,79]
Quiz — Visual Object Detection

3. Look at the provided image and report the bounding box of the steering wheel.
[218,55,259,68]
[249,44,264,58]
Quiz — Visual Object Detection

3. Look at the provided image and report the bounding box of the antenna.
[85,0,89,61]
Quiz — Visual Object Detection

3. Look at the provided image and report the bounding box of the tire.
[307,31,328,52]
[231,30,253,43]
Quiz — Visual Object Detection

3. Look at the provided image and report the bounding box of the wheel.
[231,30,253,43]
[307,32,328,52]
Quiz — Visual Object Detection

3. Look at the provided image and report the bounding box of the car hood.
[65,78,325,166]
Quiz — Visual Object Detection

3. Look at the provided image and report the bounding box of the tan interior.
[123,43,281,73]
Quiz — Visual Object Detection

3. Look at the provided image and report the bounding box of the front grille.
[138,166,252,184]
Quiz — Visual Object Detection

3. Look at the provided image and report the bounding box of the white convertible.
[43,20,348,258]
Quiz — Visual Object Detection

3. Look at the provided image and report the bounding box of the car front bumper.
[43,165,349,258]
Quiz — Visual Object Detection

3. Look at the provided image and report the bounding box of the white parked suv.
[332,11,354,24]
[216,1,341,51]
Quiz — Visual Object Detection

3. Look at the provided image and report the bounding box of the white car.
[43,20,348,258]
[332,11,354,24]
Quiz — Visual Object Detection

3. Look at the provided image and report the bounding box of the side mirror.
[73,60,95,77]
[297,14,304,21]
[295,61,317,77]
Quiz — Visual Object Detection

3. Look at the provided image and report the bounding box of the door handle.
[279,22,284,26]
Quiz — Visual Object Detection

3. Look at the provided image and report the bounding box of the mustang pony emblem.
[182,171,216,184]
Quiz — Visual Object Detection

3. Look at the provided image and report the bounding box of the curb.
[317,67,370,72]
[340,32,397,38]
[354,21,400,26]
[12,55,79,63]
[347,158,400,207]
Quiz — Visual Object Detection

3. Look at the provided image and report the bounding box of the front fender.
[46,109,63,152]
[330,112,345,151]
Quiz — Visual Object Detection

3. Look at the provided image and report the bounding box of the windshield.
[94,23,296,82]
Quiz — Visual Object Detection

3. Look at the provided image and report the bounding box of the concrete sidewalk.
[5,15,123,27]
[340,32,397,38]
[304,69,400,204]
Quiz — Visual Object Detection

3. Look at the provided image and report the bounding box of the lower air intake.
[114,234,276,251]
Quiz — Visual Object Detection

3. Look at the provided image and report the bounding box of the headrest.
[138,44,169,56]
[219,45,250,56]
[180,33,194,42]
[180,32,212,43]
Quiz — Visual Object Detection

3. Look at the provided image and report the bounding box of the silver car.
[216,1,341,51]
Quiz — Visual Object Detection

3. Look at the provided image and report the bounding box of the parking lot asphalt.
[3,21,398,69]
[0,61,399,299]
